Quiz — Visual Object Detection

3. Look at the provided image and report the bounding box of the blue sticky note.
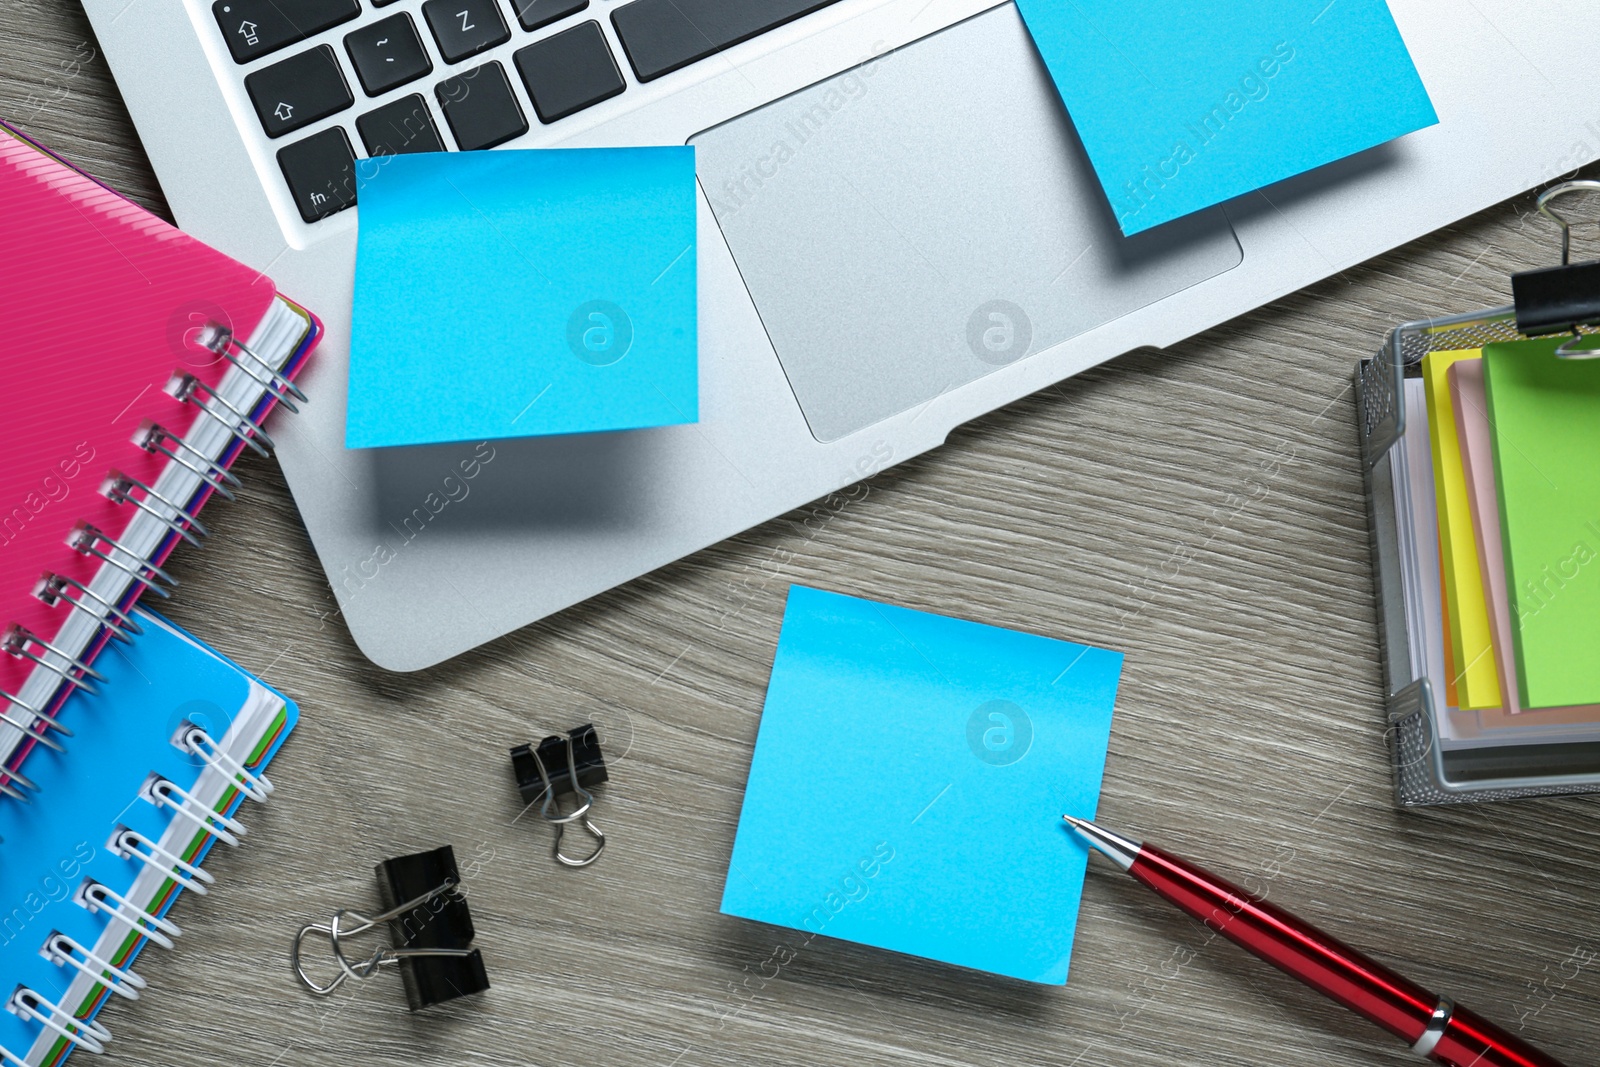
[1013,0,1437,235]
[721,586,1123,984]
[347,147,697,448]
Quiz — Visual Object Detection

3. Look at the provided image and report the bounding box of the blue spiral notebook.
[0,610,297,1066]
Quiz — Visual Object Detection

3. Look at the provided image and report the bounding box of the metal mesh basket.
[1356,309,1600,805]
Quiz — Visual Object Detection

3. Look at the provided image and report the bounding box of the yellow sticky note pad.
[1422,349,1501,709]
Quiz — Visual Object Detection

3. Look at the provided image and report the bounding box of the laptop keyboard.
[209,0,846,224]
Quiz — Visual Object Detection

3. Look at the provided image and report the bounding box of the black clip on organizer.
[1511,179,1600,357]
[291,845,490,1010]
[510,725,608,867]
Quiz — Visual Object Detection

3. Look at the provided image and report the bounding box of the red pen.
[1063,816,1569,1067]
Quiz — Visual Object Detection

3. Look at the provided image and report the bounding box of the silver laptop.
[84,0,1596,670]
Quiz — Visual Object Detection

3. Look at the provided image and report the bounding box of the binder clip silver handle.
[291,880,474,996]
[531,741,606,868]
[1538,179,1600,267]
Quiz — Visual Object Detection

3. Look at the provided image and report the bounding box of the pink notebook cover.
[1449,359,1600,725]
[0,124,314,727]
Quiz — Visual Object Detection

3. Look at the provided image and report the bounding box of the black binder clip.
[291,845,490,1010]
[510,725,608,868]
[1512,180,1600,359]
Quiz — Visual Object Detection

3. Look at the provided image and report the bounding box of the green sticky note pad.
[1482,339,1600,708]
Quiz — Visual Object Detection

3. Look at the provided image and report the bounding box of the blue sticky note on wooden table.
[721,586,1123,984]
[1013,0,1437,235]
[347,147,697,448]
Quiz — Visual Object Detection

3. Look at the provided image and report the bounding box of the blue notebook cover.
[0,611,297,1067]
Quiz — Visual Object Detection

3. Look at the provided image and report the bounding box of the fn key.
[278,127,357,222]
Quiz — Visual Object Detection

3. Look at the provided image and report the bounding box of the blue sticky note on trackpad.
[721,586,1123,984]
[347,147,697,448]
[1013,0,1437,235]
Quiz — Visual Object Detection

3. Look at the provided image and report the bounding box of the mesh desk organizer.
[1356,180,1600,805]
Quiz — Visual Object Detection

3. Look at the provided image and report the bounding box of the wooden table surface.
[4,7,1598,1067]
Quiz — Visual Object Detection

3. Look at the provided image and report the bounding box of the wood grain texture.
[3,7,1599,1066]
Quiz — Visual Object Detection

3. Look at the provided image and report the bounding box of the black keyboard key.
[511,0,588,32]
[278,127,357,222]
[423,0,511,64]
[245,45,353,137]
[436,61,527,149]
[514,22,624,124]
[346,14,433,96]
[213,0,360,64]
[612,0,843,82]
[358,95,447,156]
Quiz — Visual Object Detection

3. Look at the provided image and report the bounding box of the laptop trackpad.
[690,4,1242,443]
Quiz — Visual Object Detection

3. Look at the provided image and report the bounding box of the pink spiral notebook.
[0,122,320,799]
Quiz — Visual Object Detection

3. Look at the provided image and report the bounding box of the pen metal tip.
[1061,814,1141,871]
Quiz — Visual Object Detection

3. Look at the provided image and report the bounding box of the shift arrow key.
[212,0,361,63]
[245,45,353,138]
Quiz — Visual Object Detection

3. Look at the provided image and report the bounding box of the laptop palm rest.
[691,4,1243,443]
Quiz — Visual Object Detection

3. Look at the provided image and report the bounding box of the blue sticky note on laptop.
[721,586,1122,984]
[347,147,697,448]
[1013,0,1437,235]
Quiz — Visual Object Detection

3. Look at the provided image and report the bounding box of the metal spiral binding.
[0,763,38,802]
[4,624,106,694]
[34,573,142,643]
[110,828,214,895]
[133,423,238,500]
[166,373,274,456]
[101,470,207,546]
[195,322,306,410]
[77,881,181,949]
[0,686,70,751]
[179,724,274,801]
[7,987,111,1054]
[69,524,175,601]
[0,331,304,815]
[140,774,247,847]
[0,706,67,753]
[44,932,146,1000]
